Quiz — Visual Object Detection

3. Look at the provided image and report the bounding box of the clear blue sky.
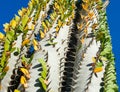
[0,0,120,88]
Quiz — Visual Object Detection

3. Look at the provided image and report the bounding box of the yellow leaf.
[40,30,45,39]
[92,57,96,63]
[56,26,59,32]
[3,66,9,72]
[20,76,28,88]
[42,22,47,29]
[14,89,20,92]
[10,19,17,28]
[20,68,30,79]
[15,15,20,22]
[58,20,62,27]
[33,39,38,46]
[94,67,103,73]
[31,0,35,5]
[22,39,30,46]
[31,24,35,30]
[44,28,47,34]
[50,14,55,21]
[33,45,39,51]
[82,3,89,11]
[20,76,27,84]
[54,2,59,9]
[0,32,4,40]
[71,12,74,19]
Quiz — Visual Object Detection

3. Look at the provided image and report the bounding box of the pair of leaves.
[33,39,39,51]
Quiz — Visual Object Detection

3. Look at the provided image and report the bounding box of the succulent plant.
[0,0,118,92]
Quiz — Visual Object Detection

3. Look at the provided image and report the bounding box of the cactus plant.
[0,0,118,92]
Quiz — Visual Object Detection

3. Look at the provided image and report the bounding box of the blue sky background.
[0,0,120,89]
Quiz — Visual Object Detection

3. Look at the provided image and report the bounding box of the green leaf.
[21,15,29,28]
[21,55,27,62]
[39,77,47,90]
[4,39,10,51]
[96,62,103,67]
[17,48,20,54]
[6,30,15,41]
[10,47,16,53]
[38,58,47,75]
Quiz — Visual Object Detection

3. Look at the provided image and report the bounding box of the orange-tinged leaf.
[24,25,29,30]
[44,80,49,85]
[22,39,30,46]
[96,5,102,10]
[0,84,2,90]
[40,30,45,39]
[84,28,88,36]
[82,3,89,11]
[88,11,94,19]
[92,23,98,29]
[3,66,9,72]
[22,62,32,69]
[78,24,83,30]
[80,13,85,19]
[80,37,85,44]
[94,67,103,73]
[72,3,75,9]
[82,0,89,3]
[56,26,59,32]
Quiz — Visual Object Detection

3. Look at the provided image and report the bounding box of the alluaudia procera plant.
[0,0,118,92]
